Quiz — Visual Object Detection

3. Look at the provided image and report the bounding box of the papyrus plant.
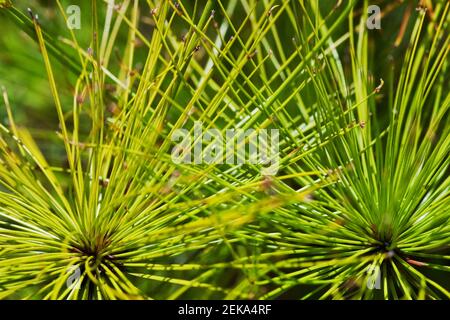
[0,0,448,300]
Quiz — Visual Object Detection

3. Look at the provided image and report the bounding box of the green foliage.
[0,0,448,300]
